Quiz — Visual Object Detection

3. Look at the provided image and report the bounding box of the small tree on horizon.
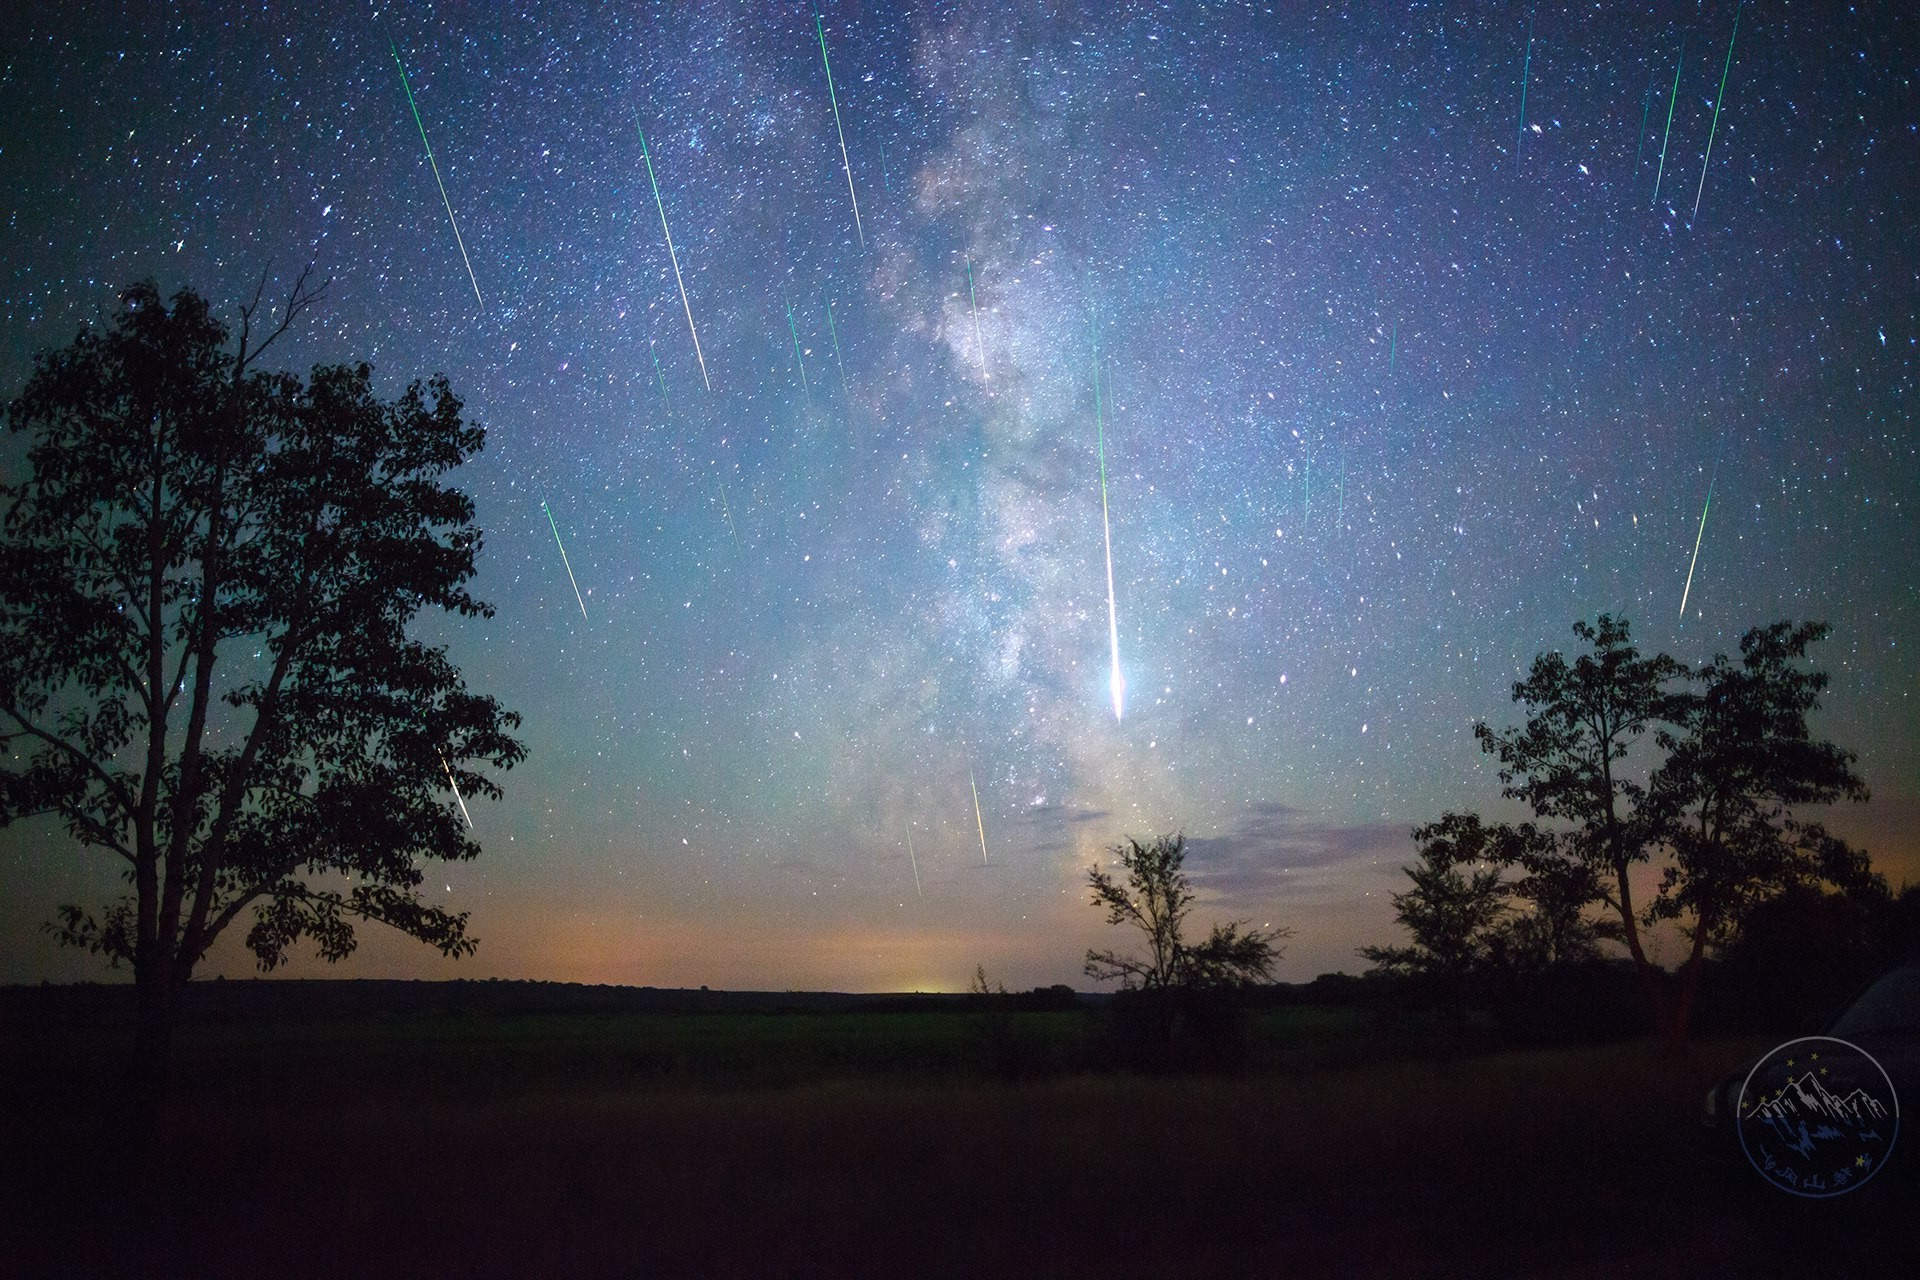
[1358,812,1515,998]
[0,277,525,1107]
[1084,834,1288,992]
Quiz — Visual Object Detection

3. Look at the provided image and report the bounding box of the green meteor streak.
[542,500,589,622]
[824,294,850,399]
[1515,14,1534,161]
[1652,41,1684,208]
[388,36,482,310]
[816,13,864,249]
[1692,0,1744,222]
[1091,316,1123,722]
[636,120,711,391]
[1678,469,1715,621]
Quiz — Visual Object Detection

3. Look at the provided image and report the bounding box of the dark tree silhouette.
[1641,620,1875,1047]
[0,278,525,1100]
[1084,834,1287,991]
[1359,812,1515,994]
[1472,615,1875,1052]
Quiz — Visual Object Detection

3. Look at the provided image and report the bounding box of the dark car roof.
[1830,963,1920,1040]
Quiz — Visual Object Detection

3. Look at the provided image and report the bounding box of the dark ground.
[0,980,1908,1278]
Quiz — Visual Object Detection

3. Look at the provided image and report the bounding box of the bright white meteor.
[969,768,989,866]
[440,753,473,829]
[636,118,711,391]
[542,500,589,622]
[905,823,923,898]
[1091,319,1124,721]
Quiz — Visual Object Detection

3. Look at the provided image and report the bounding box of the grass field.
[0,990,1902,1278]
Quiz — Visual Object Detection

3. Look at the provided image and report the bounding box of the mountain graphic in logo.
[1738,1037,1900,1198]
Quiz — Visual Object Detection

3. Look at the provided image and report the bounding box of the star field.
[1,1,1915,988]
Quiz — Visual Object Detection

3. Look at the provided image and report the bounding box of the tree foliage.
[0,277,525,1079]
[1452,614,1875,1051]
[1084,834,1287,991]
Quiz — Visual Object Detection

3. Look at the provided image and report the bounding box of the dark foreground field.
[0,983,1907,1278]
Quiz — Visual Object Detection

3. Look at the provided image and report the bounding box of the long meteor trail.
[1090,319,1123,721]
[969,768,989,866]
[388,36,482,310]
[1515,14,1534,161]
[1692,1,1744,222]
[636,120,711,391]
[816,13,864,249]
[1652,41,1684,208]
[542,500,589,622]
[905,824,923,898]
[1678,467,1716,621]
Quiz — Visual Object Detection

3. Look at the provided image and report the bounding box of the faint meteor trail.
[1091,319,1124,721]
[825,295,850,399]
[1634,71,1656,168]
[969,767,989,866]
[649,340,670,414]
[905,823,923,898]
[815,13,864,249]
[440,753,474,829]
[635,119,711,391]
[1515,14,1534,161]
[718,482,739,548]
[966,259,988,385]
[1692,0,1744,222]
[387,36,482,310]
[1678,467,1716,620]
[1652,42,1684,208]
[542,500,590,621]
[785,300,810,401]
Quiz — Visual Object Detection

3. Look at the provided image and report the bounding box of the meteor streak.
[1651,41,1683,208]
[967,259,988,384]
[825,294,850,399]
[542,500,589,622]
[786,299,810,400]
[636,119,711,391]
[1692,0,1743,222]
[969,767,989,866]
[1515,14,1534,161]
[1091,318,1124,721]
[1678,467,1715,621]
[905,824,923,898]
[718,482,739,548]
[815,13,864,249]
[388,36,482,310]
[649,339,670,414]
[440,753,473,829]
[1634,71,1656,168]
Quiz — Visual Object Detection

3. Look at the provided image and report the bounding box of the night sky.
[1,2,1915,990]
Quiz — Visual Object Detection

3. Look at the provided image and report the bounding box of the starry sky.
[1,2,1915,991]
